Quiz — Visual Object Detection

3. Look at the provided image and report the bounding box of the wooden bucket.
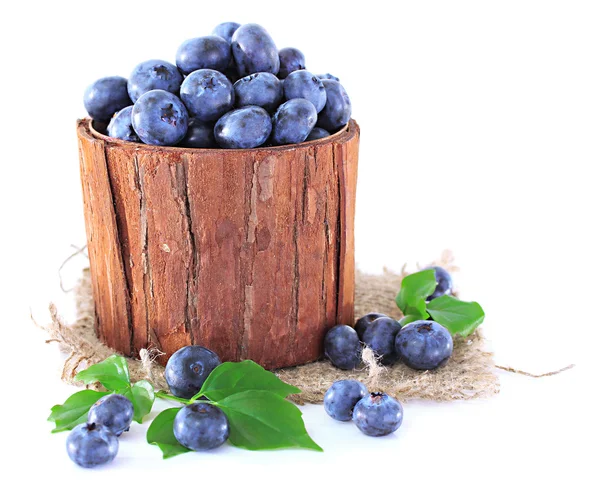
[77,118,359,369]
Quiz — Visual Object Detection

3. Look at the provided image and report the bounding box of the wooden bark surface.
[78,118,360,369]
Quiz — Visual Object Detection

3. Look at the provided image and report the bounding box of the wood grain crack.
[134,155,151,348]
[333,143,342,325]
[103,145,134,355]
[182,155,197,345]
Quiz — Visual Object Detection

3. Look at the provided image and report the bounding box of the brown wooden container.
[77,118,359,369]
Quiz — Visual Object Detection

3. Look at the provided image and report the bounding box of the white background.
[0,0,596,480]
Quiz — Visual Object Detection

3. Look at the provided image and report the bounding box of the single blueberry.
[317,73,340,82]
[305,127,330,141]
[107,106,140,143]
[66,423,119,468]
[212,22,241,43]
[173,403,229,451]
[283,70,327,113]
[271,98,317,145]
[231,24,280,76]
[278,47,306,79]
[395,321,453,370]
[354,312,389,341]
[305,127,331,141]
[127,59,183,103]
[87,394,134,436]
[131,90,189,146]
[352,392,403,437]
[180,118,217,148]
[165,345,221,399]
[233,72,283,112]
[83,76,132,121]
[214,106,272,149]
[180,69,235,122]
[323,325,362,370]
[317,79,352,132]
[324,380,368,421]
[176,36,232,75]
[362,317,401,365]
[423,266,453,301]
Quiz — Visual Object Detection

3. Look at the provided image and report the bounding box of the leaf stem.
[154,391,190,405]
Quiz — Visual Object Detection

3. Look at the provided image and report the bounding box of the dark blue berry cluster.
[324,380,404,437]
[83,22,352,149]
[323,267,454,371]
[66,394,133,467]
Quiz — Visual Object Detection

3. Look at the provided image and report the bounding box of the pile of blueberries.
[320,266,454,438]
[67,345,223,468]
[83,22,352,149]
[324,266,455,371]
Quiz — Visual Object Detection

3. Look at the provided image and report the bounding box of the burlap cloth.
[43,251,500,404]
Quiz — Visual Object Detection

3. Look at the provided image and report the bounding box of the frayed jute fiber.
[41,250,501,404]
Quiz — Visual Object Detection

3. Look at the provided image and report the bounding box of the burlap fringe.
[40,250,501,403]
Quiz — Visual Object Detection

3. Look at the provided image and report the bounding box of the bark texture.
[77,118,359,369]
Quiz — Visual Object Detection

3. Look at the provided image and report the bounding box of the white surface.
[1,0,596,480]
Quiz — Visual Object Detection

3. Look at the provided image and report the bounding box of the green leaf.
[197,360,301,401]
[398,314,424,325]
[396,269,437,317]
[74,355,131,391]
[216,390,322,452]
[119,380,155,423]
[146,408,191,459]
[426,295,485,337]
[48,390,107,433]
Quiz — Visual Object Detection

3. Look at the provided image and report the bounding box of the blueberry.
[354,312,389,341]
[278,47,306,79]
[214,106,272,149]
[173,403,229,451]
[305,127,330,141]
[324,380,368,421]
[107,106,140,142]
[395,321,453,370]
[231,23,280,76]
[127,60,183,103]
[180,69,234,122]
[87,394,134,436]
[317,73,340,82]
[233,72,283,112]
[212,22,241,43]
[423,266,453,301]
[317,79,352,132]
[283,71,327,113]
[66,423,118,468]
[362,317,401,365]
[352,392,403,437]
[176,36,232,75]
[83,76,132,121]
[271,98,317,145]
[165,345,221,399]
[180,118,216,148]
[131,90,189,146]
[323,325,362,370]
